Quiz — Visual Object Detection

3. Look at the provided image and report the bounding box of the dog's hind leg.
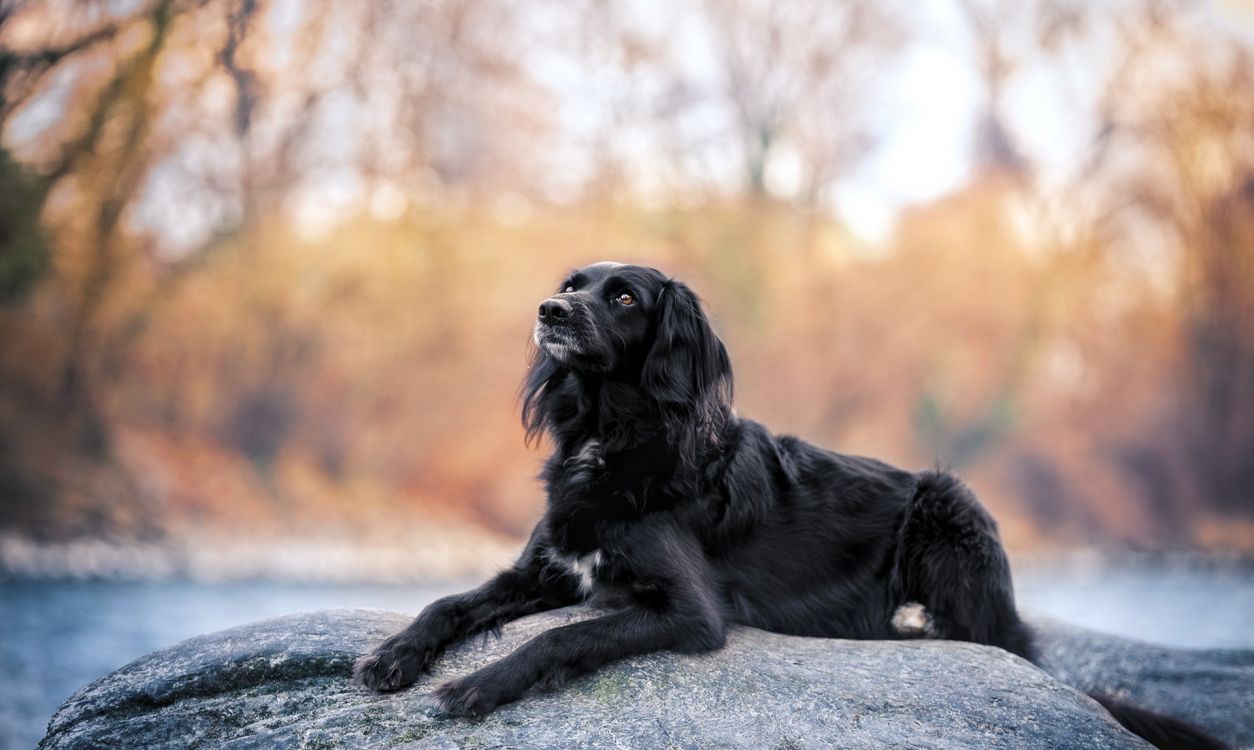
[895,472,1230,749]
[894,470,1033,660]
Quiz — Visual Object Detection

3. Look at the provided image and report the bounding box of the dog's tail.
[1086,693,1228,750]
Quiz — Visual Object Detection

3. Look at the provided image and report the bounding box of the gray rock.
[1030,615,1253,747]
[37,607,1251,749]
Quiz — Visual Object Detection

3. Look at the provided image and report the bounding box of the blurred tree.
[953,0,1094,178]
[955,0,1031,176]
[0,0,546,437]
[701,0,905,202]
[1065,4,1254,525]
[553,0,905,206]
[0,148,47,303]
[0,0,1250,554]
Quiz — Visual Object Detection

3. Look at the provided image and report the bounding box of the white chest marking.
[555,549,603,595]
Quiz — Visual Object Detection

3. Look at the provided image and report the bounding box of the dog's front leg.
[355,532,576,692]
[434,526,724,715]
[433,604,723,715]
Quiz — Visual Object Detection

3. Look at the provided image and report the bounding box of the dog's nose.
[538,298,572,322]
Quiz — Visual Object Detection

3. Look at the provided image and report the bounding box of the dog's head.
[523,262,732,447]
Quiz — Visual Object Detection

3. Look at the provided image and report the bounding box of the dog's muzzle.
[534,297,580,359]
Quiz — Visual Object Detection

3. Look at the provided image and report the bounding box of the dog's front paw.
[434,673,514,717]
[353,640,432,692]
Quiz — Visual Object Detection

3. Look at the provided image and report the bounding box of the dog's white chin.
[535,328,577,362]
[543,341,574,361]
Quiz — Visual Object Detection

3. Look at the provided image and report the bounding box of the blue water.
[2,569,1252,750]
[0,581,468,750]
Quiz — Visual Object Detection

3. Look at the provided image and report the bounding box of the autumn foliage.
[0,0,1251,565]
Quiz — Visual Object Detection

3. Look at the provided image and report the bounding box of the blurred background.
[1,0,1253,746]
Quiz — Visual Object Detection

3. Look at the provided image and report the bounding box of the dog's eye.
[615,292,634,306]
[563,285,574,293]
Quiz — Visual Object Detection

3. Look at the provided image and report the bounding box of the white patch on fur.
[540,340,573,361]
[569,439,603,467]
[891,602,936,637]
[550,549,603,595]
[572,550,602,593]
[533,323,572,358]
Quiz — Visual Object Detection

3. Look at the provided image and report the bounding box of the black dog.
[355,262,1223,750]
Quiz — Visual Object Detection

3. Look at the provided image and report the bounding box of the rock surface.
[38,607,1252,749]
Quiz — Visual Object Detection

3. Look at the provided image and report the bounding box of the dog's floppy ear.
[641,280,733,431]
[521,341,562,446]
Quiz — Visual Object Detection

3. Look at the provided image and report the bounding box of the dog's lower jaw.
[541,340,575,363]
[534,325,577,363]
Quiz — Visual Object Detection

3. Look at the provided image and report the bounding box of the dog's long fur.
[355,262,1224,749]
